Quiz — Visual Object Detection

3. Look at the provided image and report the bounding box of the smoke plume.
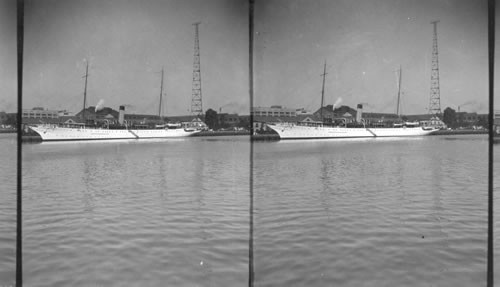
[332,97,343,110]
[95,99,105,112]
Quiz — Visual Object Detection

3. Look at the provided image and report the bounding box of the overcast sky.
[0,0,16,113]
[254,0,489,115]
[496,1,500,109]
[20,0,248,116]
[0,0,498,115]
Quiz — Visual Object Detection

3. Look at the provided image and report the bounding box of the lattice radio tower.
[428,20,442,116]
[191,22,203,117]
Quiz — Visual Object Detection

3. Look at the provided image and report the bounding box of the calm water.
[254,135,489,286]
[0,134,497,286]
[0,134,17,287]
[22,137,250,286]
[494,141,500,285]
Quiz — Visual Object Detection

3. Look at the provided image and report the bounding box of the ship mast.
[159,67,164,119]
[396,65,402,117]
[320,60,327,122]
[82,61,89,121]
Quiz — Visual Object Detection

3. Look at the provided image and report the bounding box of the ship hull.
[266,123,437,139]
[369,127,436,137]
[28,126,200,141]
[129,128,200,139]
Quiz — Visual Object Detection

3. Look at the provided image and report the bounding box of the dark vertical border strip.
[16,0,24,286]
[488,0,494,286]
[248,0,254,286]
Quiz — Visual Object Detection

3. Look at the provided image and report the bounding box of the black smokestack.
[118,106,125,125]
[356,104,363,122]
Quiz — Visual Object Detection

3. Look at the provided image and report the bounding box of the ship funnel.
[118,105,125,125]
[356,104,363,123]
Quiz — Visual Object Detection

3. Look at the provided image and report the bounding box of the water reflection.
[254,135,487,286]
[0,134,16,285]
[23,137,249,285]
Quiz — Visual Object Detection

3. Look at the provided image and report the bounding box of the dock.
[193,130,250,137]
[430,129,487,136]
[251,134,280,141]
[22,135,42,143]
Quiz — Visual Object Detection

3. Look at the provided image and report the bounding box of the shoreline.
[0,129,16,134]
[430,129,487,136]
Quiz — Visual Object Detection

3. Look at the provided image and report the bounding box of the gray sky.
[21,0,249,116]
[496,1,500,109]
[0,0,496,115]
[254,0,489,115]
[0,0,16,113]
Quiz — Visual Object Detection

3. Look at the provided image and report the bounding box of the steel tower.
[191,22,203,117]
[428,20,442,116]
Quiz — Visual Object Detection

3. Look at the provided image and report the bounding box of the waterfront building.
[420,117,447,129]
[124,113,162,125]
[313,105,345,122]
[495,110,500,119]
[22,107,59,119]
[494,110,500,134]
[406,111,487,130]
[72,106,209,129]
[237,115,250,127]
[251,106,297,117]
[0,112,7,124]
[456,112,477,126]
[477,113,488,125]
[57,110,75,117]
[166,115,208,130]
[218,113,240,127]
[405,114,447,129]
[311,105,391,124]
[75,107,119,122]
[22,117,63,127]
[361,112,399,126]
[22,115,83,125]
[59,116,85,125]
[22,108,61,126]
[75,106,163,126]
[296,108,313,115]
[456,112,488,128]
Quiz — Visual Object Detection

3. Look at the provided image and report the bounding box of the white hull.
[129,128,199,139]
[367,127,435,137]
[29,125,200,141]
[267,123,437,139]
